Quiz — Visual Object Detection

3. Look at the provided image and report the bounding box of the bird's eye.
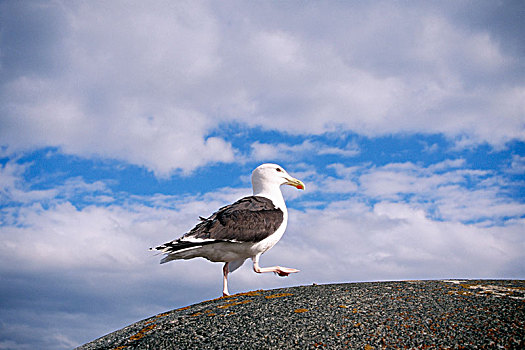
[276,168,282,172]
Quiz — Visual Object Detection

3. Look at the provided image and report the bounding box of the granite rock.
[76,280,525,349]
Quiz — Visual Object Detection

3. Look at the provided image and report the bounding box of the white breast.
[250,207,288,256]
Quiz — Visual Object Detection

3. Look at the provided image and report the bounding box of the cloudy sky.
[1,0,524,348]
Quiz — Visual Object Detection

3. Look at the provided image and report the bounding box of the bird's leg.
[222,262,230,296]
[252,256,299,277]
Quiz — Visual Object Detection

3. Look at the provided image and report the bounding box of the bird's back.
[153,196,285,262]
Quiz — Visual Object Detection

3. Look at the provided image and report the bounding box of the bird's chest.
[251,215,288,255]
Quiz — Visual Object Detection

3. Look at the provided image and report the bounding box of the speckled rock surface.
[76,280,524,349]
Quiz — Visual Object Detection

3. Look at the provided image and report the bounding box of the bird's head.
[252,163,305,193]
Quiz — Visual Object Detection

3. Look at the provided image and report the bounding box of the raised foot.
[275,267,300,277]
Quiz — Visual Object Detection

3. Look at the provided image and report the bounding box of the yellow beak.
[285,177,305,190]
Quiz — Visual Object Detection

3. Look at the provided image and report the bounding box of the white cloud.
[0,161,58,204]
[358,161,525,224]
[0,196,226,348]
[276,201,524,284]
[225,3,524,146]
[251,30,306,68]
[318,177,359,194]
[508,154,525,174]
[327,163,362,178]
[428,158,466,171]
[2,75,236,176]
[414,15,508,72]
[3,164,521,288]
[1,154,524,348]
[295,159,525,226]
[317,141,360,157]
[0,2,524,347]
[1,1,523,177]
[250,141,314,161]
[250,140,359,162]
[1,2,235,177]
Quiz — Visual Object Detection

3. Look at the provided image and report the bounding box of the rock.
[76,280,525,349]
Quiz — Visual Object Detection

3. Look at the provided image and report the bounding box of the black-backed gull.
[152,163,305,296]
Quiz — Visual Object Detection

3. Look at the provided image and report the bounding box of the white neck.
[252,182,287,212]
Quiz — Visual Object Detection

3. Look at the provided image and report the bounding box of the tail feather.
[152,239,220,263]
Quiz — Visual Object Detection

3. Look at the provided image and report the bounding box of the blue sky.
[1,1,524,348]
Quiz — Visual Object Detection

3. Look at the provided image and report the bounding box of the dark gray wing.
[185,196,283,242]
[153,196,284,254]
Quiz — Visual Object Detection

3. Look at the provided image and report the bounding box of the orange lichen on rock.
[294,308,308,313]
[218,300,252,309]
[265,293,293,299]
[129,323,156,341]
[234,290,263,297]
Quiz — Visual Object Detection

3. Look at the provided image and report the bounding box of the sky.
[0,0,524,348]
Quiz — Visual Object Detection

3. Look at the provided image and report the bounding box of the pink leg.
[222,262,230,296]
[252,258,299,277]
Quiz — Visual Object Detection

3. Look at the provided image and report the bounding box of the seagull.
[152,163,305,296]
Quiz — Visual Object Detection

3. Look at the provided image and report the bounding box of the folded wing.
[153,196,284,258]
